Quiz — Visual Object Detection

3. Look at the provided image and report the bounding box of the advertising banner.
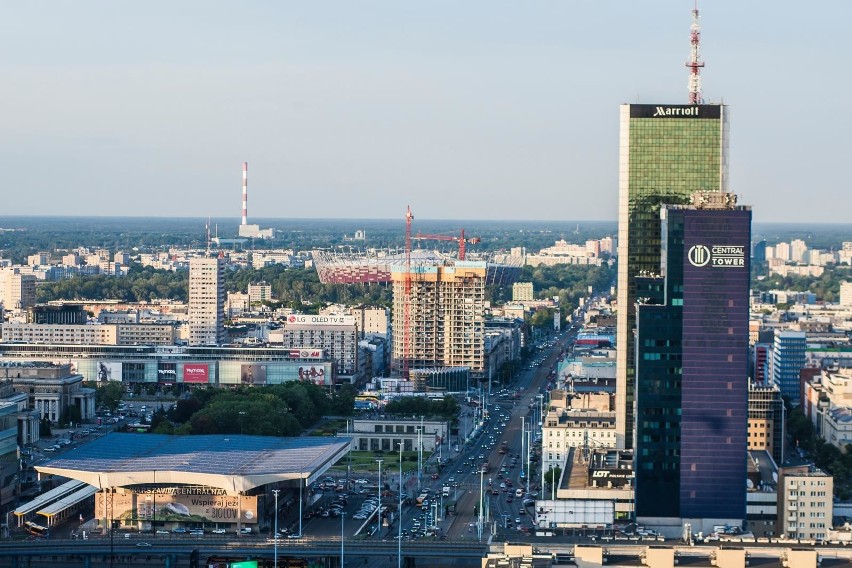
[96,361,122,382]
[286,314,355,326]
[288,349,323,359]
[240,364,267,385]
[157,363,177,383]
[96,490,258,524]
[297,365,329,386]
[183,363,209,384]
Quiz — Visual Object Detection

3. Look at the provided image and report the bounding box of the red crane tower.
[412,229,481,260]
[402,206,414,379]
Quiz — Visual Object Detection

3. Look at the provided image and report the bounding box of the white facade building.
[778,468,833,541]
[188,256,225,346]
[0,268,36,312]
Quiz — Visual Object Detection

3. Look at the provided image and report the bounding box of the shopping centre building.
[31,433,350,533]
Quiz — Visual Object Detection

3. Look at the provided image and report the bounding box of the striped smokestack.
[241,162,248,226]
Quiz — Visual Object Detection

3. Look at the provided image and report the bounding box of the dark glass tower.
[616,103,730,449]
[635,192,751,524]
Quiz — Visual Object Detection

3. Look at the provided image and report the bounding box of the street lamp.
[271,489,280,568]
[397,442,402,568]
[478,468,484,542]
[340,511,345,568]
[375,459,384,537]
[416,427,422,493]
[298,476,303,537]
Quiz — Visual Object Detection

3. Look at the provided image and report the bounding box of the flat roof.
[35,433,351,493]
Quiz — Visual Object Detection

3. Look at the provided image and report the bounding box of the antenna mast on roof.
[686,1,705,104]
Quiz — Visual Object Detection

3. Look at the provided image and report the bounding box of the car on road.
[212,528,226,534]
[172,528,186,534]
[136,542,152,547]
[354,478,369,484]
[352,513,368,520]
[155,530,170,535]
[287,533,302,539]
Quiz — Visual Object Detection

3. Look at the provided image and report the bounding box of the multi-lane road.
[439,328,578,540]
[253,326,579,544]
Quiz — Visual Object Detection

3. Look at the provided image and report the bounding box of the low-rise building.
[746,450,779,538]
[4,363,96,424]
[542,389,616,475]
[0,323,176,346]
[537,447,634,529]
[339,417,448,453]
[777,466,833,541]
[803,367,852,451]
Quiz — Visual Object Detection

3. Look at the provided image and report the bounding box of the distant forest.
[7,216,852,308]
[0,216,617,265]
[36,262,617,318]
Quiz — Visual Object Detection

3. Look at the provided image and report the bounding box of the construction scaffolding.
[391,262,487,379]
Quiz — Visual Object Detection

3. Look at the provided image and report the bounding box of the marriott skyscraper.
[615,102,730,448]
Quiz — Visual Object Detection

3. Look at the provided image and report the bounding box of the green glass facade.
[616,103,728,449]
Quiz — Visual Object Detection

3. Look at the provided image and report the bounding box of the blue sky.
[0,1,847,223]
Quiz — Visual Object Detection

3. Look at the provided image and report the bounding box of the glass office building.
[635,193,750,527]
[616,103,729,449]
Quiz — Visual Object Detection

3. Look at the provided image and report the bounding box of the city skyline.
[1,1,848,223]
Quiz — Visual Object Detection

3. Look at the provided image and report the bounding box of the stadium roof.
[35,433,351,493]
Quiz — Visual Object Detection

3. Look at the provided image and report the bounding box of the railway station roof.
[35,433,351,493]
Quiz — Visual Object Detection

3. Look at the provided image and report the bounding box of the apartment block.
[247,282,272,304]
[188,256,225,347]
[778,467,833,541]
[391,262,486,377]
[0,268,36,312]
[512,282,534,302]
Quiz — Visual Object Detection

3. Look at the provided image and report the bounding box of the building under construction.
[390,261,487,379]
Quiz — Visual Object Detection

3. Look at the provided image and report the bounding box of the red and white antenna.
[241,162,248,226]
[686,2,705,105]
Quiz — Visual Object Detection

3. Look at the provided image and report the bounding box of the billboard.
[157,363,177,383]
[96,490,258,524]
[183,363,209,384]
[96,361,122,382]
[286,314,355,326]
[240,364,267,385]
[289,349,323,359]
[297,365,328,386]
[629,104,721,119]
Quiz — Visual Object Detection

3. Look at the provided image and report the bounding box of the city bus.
[24,521,50,538]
